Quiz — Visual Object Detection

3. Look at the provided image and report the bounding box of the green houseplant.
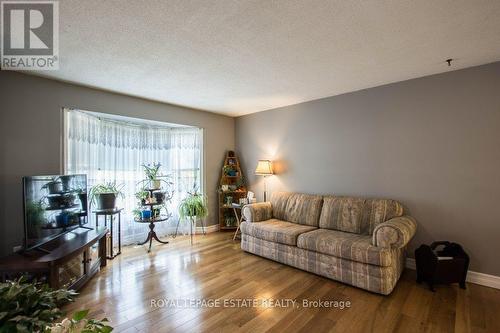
[0,277,112,333]
[89,182,124,210]
[0,277,76,332]
[138,163,173,193]
[134,188,149,205]
[222,165,237,177]
[47,309,112,333]
[41,177,63,195]
[142,163,162,189]
[25,200,45,238]
[178,190,208,244]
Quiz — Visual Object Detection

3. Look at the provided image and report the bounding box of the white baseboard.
[194,224,219,234]
[405,258,500,290]
[406,258,417,270]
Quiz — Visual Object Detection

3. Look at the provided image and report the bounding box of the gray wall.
[236,61,500,276]
[0,71,234,256]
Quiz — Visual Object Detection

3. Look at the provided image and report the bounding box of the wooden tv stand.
[0,227,108,291]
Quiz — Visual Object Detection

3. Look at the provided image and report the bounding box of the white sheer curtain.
[65,109,202,245]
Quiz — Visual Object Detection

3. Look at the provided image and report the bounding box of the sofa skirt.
[241,234,406,295]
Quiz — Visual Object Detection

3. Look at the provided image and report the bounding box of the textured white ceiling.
[30,0,500,116]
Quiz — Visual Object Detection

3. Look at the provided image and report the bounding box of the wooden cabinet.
[0,228,107,291]
[57,252,85,287]
[89,242,101,268]
[218,151,247,230]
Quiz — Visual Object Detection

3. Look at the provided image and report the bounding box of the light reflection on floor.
[65,234,212,327]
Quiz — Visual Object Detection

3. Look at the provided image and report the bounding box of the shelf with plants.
[133,163,174,224]
[24,175,89,234]
[218,151,247,230]
[133,188,173,223]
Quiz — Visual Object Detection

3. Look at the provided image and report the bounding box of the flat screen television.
[23,174,88,251]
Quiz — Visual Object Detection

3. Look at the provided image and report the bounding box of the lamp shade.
[255,160,273,175]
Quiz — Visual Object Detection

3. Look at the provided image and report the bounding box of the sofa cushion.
[240,219,317,246]
[319,196,365,233]
[270,192,293,220]
[319,196,404,235]
[297,229,393,266]
[284,193,323,227]
[361,199,404,234]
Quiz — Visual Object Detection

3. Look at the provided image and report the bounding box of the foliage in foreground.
[47,310,112,333]
[0,278,112,333]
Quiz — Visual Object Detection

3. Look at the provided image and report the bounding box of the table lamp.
[255,160,273,201]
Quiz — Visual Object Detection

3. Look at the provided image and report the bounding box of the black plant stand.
[135,217,169,252]
[94,208,123,259]
[134,187,172,252]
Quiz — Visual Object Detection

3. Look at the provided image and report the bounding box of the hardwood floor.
[65,232,500,332]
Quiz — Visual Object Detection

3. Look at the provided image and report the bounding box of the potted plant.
[141,210,152,220]
[25,200,45,238]
[132,207,153,220]
[142,163,162,189]
[89,182,124,210]
[62,193,76,207]
[153,191,165,204]
[47,195,65,209]
[153,207,161,218]
[223,165,237,177]
[133,208,142,219]
[178,190,208,244]
[135,188,149,205]
[59,175,73,191]
[42,177,63,194]
[235,176,245,189]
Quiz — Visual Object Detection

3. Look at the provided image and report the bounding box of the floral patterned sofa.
[240,192,417,295]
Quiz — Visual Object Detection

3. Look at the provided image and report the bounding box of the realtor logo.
[1,0,59,70]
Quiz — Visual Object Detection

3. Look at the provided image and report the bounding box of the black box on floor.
[415,241,470,291]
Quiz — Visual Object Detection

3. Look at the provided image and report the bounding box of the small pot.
[141,210,152,219]
[97,193,116,210]
[62,194,76,207]
[59,175,73,191]
[48,196,64,209]
[67,213,78,225]
[46,181,63,194]
[154,191,165,204]
[55,213,70,227]
[151,179,161,189]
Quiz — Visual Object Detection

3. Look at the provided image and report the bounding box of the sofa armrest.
[242,202,272,222]
[372,216,417,248]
